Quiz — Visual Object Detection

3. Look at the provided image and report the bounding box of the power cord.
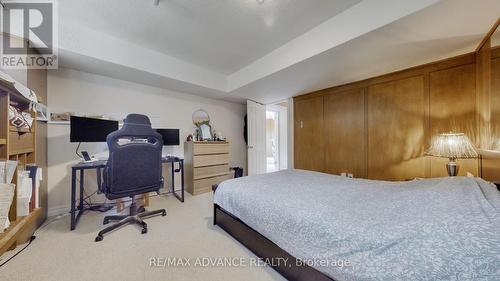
[75,142,82,158]
[0,213,71,267]
[78,189,180,206]
[0,236,36,268]
[0,189,178,267]
[74,177,112,212]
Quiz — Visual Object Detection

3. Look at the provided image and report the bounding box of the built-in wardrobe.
[294,19,500,182]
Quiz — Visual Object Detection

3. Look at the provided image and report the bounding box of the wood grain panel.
[294,96,324,171]
[293,47,500,180]
[8,132,34,154]
[324,88,366,177]
[491,58,500,136]
[194,143,229,155]
[367,76,426,180]
[191,174,232,195]
[194,164,230,180]
[193,154,229,167]
[430,64,478,177]
[483,57,500,181]
[476,38,492,150]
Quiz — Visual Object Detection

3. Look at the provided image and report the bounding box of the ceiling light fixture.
[256,0,265,4]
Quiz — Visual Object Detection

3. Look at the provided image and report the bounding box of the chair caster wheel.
[162,211,167,216]
[95,235,103,242]
[103,219,109,225]
[142,228,148,234]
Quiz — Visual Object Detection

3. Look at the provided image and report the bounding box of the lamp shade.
[427,133,478,159]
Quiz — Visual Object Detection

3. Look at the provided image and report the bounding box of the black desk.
[70,157,184,231]
[70,160,106,231]
[163,157,185,203]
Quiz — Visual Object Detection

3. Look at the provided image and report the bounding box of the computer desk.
[70,157,184,231]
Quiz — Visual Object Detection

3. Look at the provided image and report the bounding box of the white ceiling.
[60,0,361,74]
[232,0,500,103]
[54,0,500,104]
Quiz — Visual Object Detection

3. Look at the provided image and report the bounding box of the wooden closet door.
[294,96,324,171]
[483,56,500,181]
[367,76,426,180]
[429,64,478,177]
[324,88,366,177]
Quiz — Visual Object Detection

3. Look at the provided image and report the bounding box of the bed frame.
[213,205,334,281]
[212,187,335,281]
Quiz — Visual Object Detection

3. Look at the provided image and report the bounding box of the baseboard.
[47,205,70,217]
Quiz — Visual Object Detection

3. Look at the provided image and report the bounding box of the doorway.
[266,101,288,173]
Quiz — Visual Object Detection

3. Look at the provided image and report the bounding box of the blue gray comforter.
[213,169,500,281]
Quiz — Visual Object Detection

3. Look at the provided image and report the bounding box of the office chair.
[95,114,166,242]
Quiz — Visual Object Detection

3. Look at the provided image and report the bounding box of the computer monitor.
[70,116,119,142]
[155,129,180,146]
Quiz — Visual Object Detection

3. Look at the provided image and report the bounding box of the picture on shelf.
[50,112,73,122]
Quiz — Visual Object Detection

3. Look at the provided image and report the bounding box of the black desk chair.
[95,114,166,242]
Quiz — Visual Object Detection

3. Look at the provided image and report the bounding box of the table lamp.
[427,132,478,176]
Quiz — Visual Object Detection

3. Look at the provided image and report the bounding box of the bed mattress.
[213,169,500,281]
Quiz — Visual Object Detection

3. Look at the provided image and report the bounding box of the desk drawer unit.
[185,141,232,195]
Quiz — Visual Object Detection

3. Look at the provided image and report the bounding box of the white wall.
[287,98,294,169]
[278,108,288,170]
[47,68,246,216]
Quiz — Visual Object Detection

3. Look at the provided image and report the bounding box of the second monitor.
[155,129,180,146]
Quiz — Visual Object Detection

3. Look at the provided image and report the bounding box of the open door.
[247,100,266,175]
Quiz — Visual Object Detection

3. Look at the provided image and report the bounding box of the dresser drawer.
[194,143,229,155]
[194,164,230,180]
[193,154,229,167]
[193,174,232,195]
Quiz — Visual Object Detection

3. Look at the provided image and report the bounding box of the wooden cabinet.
[367,76,427,180]
[184,141,231,195]
[429,64,478,177]
[483,55,500,180]
[294,96,325,172]
[294,48,489,180]
[0,86,42,256]
[324,88,366,178]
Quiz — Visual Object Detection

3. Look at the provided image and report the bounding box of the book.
[0,183,15,232]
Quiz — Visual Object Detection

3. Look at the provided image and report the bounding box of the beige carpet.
[0,193,285,281]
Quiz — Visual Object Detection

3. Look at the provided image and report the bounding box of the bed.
[213,169,500,281]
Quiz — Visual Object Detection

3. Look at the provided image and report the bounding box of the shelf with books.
[0,86,42,256]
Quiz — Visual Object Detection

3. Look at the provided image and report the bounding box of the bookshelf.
[0,82,43,256]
